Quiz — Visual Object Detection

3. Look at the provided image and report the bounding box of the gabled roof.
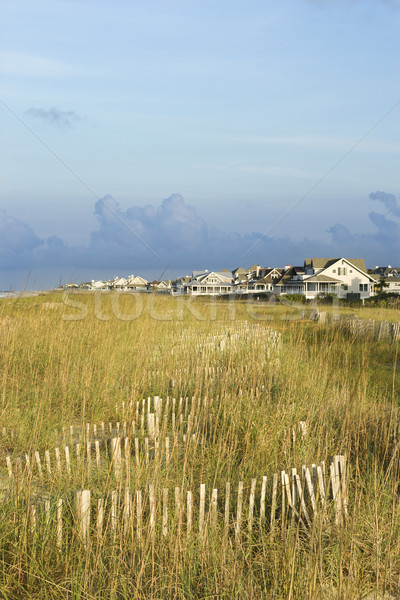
[127,275,148,286]
[112,277,128,286]
[305,257,368,274]
[190,271,233,284]
[232,267,247,274]
[374,266,400,276]
[259,268,284,279]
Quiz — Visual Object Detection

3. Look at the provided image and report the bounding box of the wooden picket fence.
[4,430,200,484]
[318,313,400,343]
[4,412,309,488]
[9,455,348,551]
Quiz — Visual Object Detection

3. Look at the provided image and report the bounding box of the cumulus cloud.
[25,107,82,127]
[92,194,208,254]
[328,189,400,259]
[369,190,400,219]
[1,191,399,287]
[0,211,43,269]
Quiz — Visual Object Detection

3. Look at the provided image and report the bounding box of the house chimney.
[284,265,291,272]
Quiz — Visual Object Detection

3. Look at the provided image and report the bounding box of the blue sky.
[1,0,399,289]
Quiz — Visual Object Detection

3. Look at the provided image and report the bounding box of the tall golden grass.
[0,292,399,599]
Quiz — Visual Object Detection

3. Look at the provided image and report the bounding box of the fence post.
[260,476,267,525]
[111,438,122,481]
[135,438,140,465]
[6,456,12,479]
[224,482,230,529]
[77,490,91,548]
[248,478,256,532]
[317,465,326,506]
[235,481,243,543]
[123,488,131,536]
[111,491,118,537]
[56,498,63,549]
[338,455,348,518]
[291,468,297,507]
[211,488,218,530]
[86,442,91,473]
[95,441,100,468]
[199,483,206,535]
[175,487,182,533]
[330,455,347,524]
[149,484,155,536]
[271,473,278,529]
[281,471,286,527]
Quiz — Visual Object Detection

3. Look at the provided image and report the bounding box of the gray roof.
[304,257,368,273]
[303,274,342,283]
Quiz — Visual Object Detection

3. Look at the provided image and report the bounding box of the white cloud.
[1,192,399,281]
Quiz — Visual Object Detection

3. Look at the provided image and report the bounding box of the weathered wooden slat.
[270,473,278,528]
[260,476,267,525]
[77,490,90,547]
[248,478,256,532]
[56,498,63,549]
[235,481,243,542]
[199,483,206,535]
[211,488,217,530]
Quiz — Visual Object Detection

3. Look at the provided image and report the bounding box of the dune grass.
[0,292,398,599]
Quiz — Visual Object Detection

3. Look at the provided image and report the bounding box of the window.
[341,284,348,290]
[333,269,336,273]
[359,284,368,292]
[338,267,347,276]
